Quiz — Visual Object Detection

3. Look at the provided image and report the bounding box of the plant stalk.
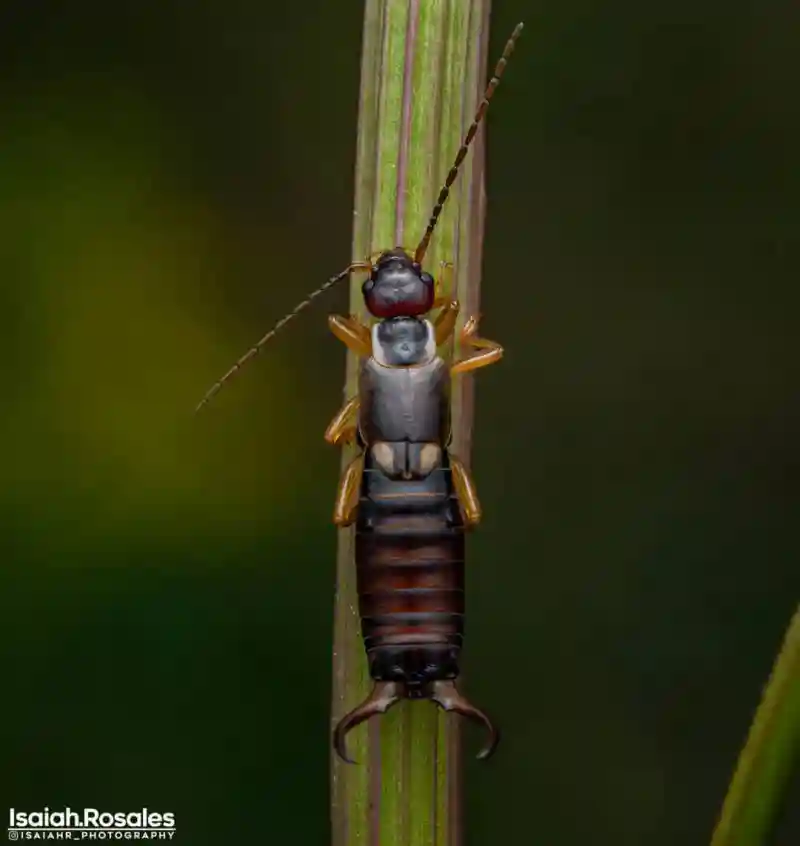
[710,603,800,845]
[330,2,493,845]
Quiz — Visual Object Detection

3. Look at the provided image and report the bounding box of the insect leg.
[448,453,482,527]
[433,299,460,346]
[450,315,503,375]
[324,397,360,446]
[328,314,372,357]
[333,451,365,527]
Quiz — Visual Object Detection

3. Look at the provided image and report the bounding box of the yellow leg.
[324,397,360,446]
[334,424,358,445]
[433,299,460,345]
[449,453,482,528]
[450,315,503,375]
[328,314,372,357]
[431,260,459,345]
[334,452,365,527]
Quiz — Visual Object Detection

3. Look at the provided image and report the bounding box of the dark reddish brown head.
[362,248,435,319]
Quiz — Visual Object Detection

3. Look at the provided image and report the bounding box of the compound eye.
[420,272,434,288]
[362,278,374,296]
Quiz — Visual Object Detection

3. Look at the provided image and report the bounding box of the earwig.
[196,21,523,763]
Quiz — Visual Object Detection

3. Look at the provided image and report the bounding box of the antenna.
[194,261,371,413]
[414,21,524,265]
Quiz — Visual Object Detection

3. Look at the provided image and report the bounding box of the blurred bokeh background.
[1,0,797,843]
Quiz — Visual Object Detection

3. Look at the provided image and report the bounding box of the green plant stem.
[710,603,800,845]
[330,2,492,845]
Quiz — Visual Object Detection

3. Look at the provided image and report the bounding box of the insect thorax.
[359,317,449,447]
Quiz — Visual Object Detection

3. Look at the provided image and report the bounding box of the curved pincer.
[332,681,403,764]
[429,679,499,760]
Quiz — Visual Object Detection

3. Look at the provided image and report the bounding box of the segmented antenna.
[194,262,371,413]
[414,21,524,265]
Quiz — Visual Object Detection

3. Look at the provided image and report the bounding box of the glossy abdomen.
[354,456,465,691]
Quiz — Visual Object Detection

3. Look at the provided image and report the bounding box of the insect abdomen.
[333,445,497,764]
[355,459,465,691]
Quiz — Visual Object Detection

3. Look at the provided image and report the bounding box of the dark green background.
[1,1,797,843]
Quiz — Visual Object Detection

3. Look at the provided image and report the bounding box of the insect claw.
[429,680,499,761]
[333,681,403,764]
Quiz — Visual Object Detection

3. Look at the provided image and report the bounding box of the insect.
[195,21,524,764]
